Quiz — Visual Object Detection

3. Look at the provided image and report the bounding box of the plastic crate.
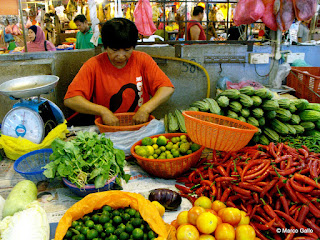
[287,67,320,103]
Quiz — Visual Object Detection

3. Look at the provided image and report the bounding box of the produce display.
[134,135,201,159]
[171,198,256,240]
[64,205,158,240]
[175,142,320,239]
[43,131,130,189]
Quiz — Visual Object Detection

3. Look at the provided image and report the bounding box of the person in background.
[23,25,56,52]
[64,18,175,126]
[298,20,310,43]
[186,6,206,40]
[74,14,102,49]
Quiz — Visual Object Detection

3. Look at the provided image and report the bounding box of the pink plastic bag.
[261,0,278,31]
[12,25,21,35]
[234,0,266,26]
[275,0,295,31]
[293,0,317,21]
[134,0,157,36]
[227,80,264,90]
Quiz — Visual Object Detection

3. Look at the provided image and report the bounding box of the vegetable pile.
[64,205,158,240]
[165,87,320,145]
[175,142,320,239]
[43,131,130,189]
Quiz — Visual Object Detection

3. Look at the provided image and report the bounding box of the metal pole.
[18,0,28,52]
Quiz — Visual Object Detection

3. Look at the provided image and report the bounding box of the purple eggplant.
[148,188,182,210]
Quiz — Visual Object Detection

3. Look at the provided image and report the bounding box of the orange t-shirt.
[64,51,174,113]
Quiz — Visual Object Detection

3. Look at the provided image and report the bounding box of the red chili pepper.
[269,142,278,158]
[245,161,271,181]
[214,176,237,182]
[246,204,252,216]
[269,176,287,197]
[217,165,228,177]
[188,171,197,183]
[208,167,214,181]
[175,184,192,194]
[294,207,300,220]
[247,161,266,175]
[297,204,309,224]
[270,167,297,176]
[249,205,260,219]
[231,185,251,197]
[226,201,236,208]
[284,180,299,203]
[280,160,286,170]
[256,206,273,222]
[253,192,259,203]
[295,191,320,218]
[260,178,278,198]
[280,194,290,215]
[220,188,231,202]
[200,180,217,196]
[289,177,315,193]
[195,186,206,196]
[298,148,309,159]
[289,204,299,216]
[310,159,319,179]
[238,182,263,192]
[255,181,269,187]
[284,226,296,240]
[294,173,320,190]
[249,223,269,240]
[216,182,221,200]
[260,198,286,229]
[305,219,320,238]
[274,210,319,239]
[247,167,271,183]
[309,189,320,196]
[241,159,265,182]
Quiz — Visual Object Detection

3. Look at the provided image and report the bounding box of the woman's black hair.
[101,18,138,49]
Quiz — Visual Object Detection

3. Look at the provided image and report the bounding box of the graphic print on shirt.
[109,77,143,112]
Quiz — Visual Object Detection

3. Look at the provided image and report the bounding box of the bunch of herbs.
[43,131,130,189]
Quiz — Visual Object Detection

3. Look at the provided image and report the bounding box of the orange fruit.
[220,207,241,227]
[211,200,226,213]
[196,212,218,234]
[238,210,250,226]
[188,206,206,225]
[177,224,200,240]
[214,223,235,240]
[177,211,189,226]
[194,196,212,209]
[235,224,256,240]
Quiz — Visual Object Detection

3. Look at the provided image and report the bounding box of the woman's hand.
[101,111,120,126]
[133,108,150,125]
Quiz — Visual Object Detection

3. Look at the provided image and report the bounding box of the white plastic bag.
[273,63,291,89]
[102,119,165,156]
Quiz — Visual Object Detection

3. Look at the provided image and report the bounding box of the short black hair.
[101,18,138,49]
[74,14,87,23]
[193,6,204,16]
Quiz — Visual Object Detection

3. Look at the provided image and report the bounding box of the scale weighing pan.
[0,75,59,99]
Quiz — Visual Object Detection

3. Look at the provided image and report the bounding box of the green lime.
[147,231,156,240]
[85,220,95,228]
[156,136,167,146]
[186,150,192,155]
[76,234,85,240]
[190,143,201,152]
[109,235,118,240]
[99,214,110,224]
[75,225,82,232]
[105,226,116,236]
[92,214,100,223]
[154,149,161,155]
[125,223,134,233]
[132,228,144,240]
[127,208,136,216]
[101,232,106,238]
[81,226,89,235]
[114,228,125,236]
[71,220,79,228]
[113,210,121,216]
[139,224,145,231]
[104,222,113,229]
[113,216,122,225]
[134,212,141,219]
[94,224,104,233]
[118,223,126,230]
[83,215,91,222]
[119,231,130,240]
[143,233,148,240]
[87,229,98,239]
[65,229,72,238]
[103,205,113,212]
[141,137,153,146]
[131,218,142,227]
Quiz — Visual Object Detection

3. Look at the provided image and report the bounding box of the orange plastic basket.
[182,111,259,152]
[287,67,320,103]
[130,133,205,179]
[95,113,155,133]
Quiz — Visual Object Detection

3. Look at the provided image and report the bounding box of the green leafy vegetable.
[43,131,130,189]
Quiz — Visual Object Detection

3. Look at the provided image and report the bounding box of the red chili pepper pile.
[175,142,320,240]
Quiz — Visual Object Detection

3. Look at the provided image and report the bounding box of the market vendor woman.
[64,18,175,126]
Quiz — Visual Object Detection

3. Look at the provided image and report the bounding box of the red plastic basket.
[182,111,259,152]
[95,113,155,133]
[130,133,205,179]
[287,67,320,103]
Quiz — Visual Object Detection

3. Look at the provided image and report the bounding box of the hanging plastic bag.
[272,63,291,89]
[275,0,295,31]
[102,119,165,156]
[25,18,32,28]
[114,0,123,18]
[54,191,176,240]
[134,0,157,36]
[234,0,265,26]
[293,0,317,21]
[261,0,278,31]
[0,121,68,160]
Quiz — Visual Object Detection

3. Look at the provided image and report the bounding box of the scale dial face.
[1,107,45,144]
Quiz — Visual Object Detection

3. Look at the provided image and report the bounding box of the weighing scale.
[0,75,65,144]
